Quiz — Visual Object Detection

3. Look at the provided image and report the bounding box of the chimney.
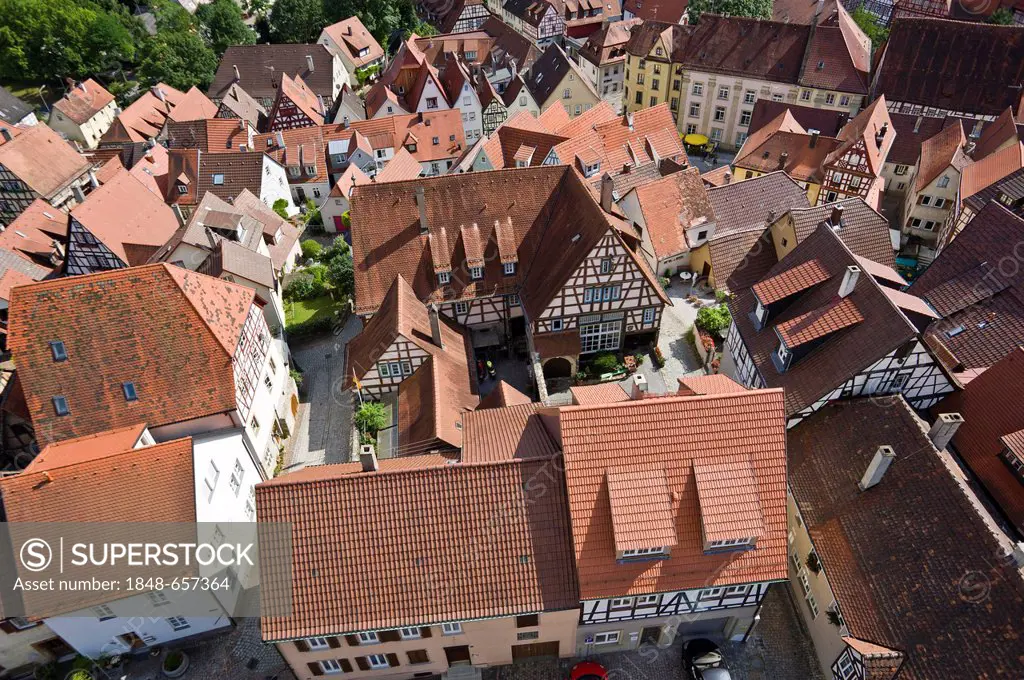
[171,203,186,226]
[233,64,240,81]
[71,185,85,203]
[913,116,923,133]
[630,373,648,400]
[306,54,315,72]
[723,171,731,184]
[838,265,860,297]
[600,172,614,212]
[153,86,165,103]
[346,24,352,36]
[416,186,429,234]
[275,131,285,148]
[343,115,350,129]
[777,151,789,170]
[78,81,87,93]
[809,129,819,148]
[829,204,844,229]
[428,303,444,349]
[239,118,246,131]
[88,170,99,189]
[359,444,379,472]
[928,412,964,450]
[858,445,895,490]
[875,122,888,149]
[0,128,11,143]
[626,112,634,131]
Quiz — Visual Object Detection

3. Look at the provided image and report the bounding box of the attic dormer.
[460,223,484,280]
[693,455,764,553]
[428,227,452,285]
[750,258,831,329]
[606,466,677,562]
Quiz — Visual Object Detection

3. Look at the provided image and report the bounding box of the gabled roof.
[70,169,180,267]
[728,224,920,416]
[254,125,327,185]
[873,17,1024,118]
[330,163,369,197]
[0,124,91,198]
[101,84,184,143]
[708,171,810,239]
[165,118,251,153]
[374,146,422,182]
[677,374,748,395]
[631,167,715,259]
[166,86,219,123]
[0,199,67,272]
[256,457,580,640]
[25,423,148,472]
[798,3,870,94]
[165,148,275,206]
[822,96,894,177]
[461,401,560,462]
[622,0,688,22]
[787,198,897,268]
[0,268,34,303]
[7,264,255,446]
[524,44,598,108]
[338,110,467,164]
[789,396,1024,680]
[909,202,1024,374]
[349,166,668,316]
[321,16,384,69]
[201,238,276,288]
[216,84,267,128]
[915,120,969,192]
[396,351,478,452]
[271,73,324,127]
[886,112,954,167]
[560,389,788,599]
[747,100,848,143]
[209,44,338,101]
[53,79,115,125]
[231,189,302,272]
[972,107,1024,161]
[570,383,629,405]
[476,380,533,409]
[935,347,1024,532]
[959,141,1024,201]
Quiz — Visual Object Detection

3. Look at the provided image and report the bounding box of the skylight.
[52,396,69,416]
[123,381,138,402]
[50,340,67,362]
[212,174,225,185]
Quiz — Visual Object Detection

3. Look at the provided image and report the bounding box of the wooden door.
[511,641,559,660]
[444,645,471,665]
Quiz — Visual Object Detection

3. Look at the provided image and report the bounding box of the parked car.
[682,639,733,680]
[569,661,609,680]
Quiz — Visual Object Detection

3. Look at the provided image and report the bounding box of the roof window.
[53,396,69,416]
[212,174,225,185]
[50,340,67,362]
[122,381,138,402]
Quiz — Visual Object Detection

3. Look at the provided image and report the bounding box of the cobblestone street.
[484,585,823,680]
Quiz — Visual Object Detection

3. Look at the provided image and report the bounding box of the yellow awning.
[683,133,709,146]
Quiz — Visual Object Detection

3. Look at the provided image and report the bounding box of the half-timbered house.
[503,0,565,46]
[0,124,93,223]
[267,74,326,132]
[215,83,268,131]
[255,127,330,205]
[725,221,953,428]
[816,96,895,207]
[349,166,669,383]
[421,0,492,33]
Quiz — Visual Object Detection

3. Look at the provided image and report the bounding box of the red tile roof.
[102,84,185,143]
[53,79,114,125]
[339,110,466,164]
[208,44,338,103]
[0,124,91,197]
[476,380,533,409]
[461,402,560,462]
[788,199,897,268]
[677,374,747,396]
[256,458,580,640]
[570,383,630,405]
[322,16,385,69]
[8,264,255,446]
[915,120,969,192]
[560,389,788,599]
[775,296,865,347]
[0,198,66,271]
[693,454,766,543]
[752,258,830,305]
[631,167,714,259]
[886,112,953,167]
[166,118,252,153]
[789,396,1024,680]
[255,125,328,185]
[25,423,147,472]
[271,73,325,127]
[0,268,34,303]
[933,347,1024,532]
[606,466,678,552]
[373,146,422,182]
[959,141,1024,200]
[972,107,1024,161]
[396,353,478,453]
[166,86,219,123]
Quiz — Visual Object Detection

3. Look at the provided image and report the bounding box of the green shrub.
[286,316,334,338]
[162,653,184,673]
[327,255,354,297]
[289,368,303,386]
[591,352,620,374]
[355,402,388,435]
[284,272,327,301]
[695,304,732,334]
[322,235,350,262]
[273,198,290,220]
[67,671,92,680]
[300,239,322,260]
[715,290,730,303]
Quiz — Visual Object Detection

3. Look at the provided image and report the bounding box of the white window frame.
[205,460,219,499]
[470,266,483,279]
[455,301,469,315]
[503,262,516,275]
[319,659,342,675]
[593,631,620,645]
[399,627,421,640]
[580,320,621,354]
[367,654,389,670]
[744,91,755,104]
[692,83,703,96]
[229,459,244,496]
[551,318,564,332]
[441,622,462,635]
[622,546,665,558]
[357,631,379,644]
[438,271,451,284]
[307,637,330,650]
[637,594,660,606]
[643,308,656,324]
[378,361,391,378]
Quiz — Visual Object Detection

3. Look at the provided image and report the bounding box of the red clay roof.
[374,146,422,182]
[0,198,66,271]
[560,389,788,599]
[476,380,533,409]
[570,383,630,405]
[102,84,184,143]
[789,396,1024,680]
[461,402,560,462]
[632,167,714,259]
[271,73,324,127]
[0,124,90,197]
[693,454,766,543]
[607,466,678,552]
[677,374,747,396]
[256,458,580,640]
[8,264,254,446]
[915,120,968,192]
[322,16,385,69]
[25,423,148,472]
[0,268,34,303]
[166,86,219,123]
[53,79,114,125]
[752,258,830,305]
[959,141,1024,200]
[776,296,865,347]
[396,353,478,452]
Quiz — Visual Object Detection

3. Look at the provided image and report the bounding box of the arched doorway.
[543,357,573,379]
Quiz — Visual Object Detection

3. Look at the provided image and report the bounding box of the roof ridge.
[260,454,552,487]
[558,387,784,413]
[22,436,190,475]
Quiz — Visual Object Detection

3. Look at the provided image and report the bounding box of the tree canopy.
[196,0,256,56]
[686,0,772,23]
[851,7,889,50]
[139,31,217,91]
[268,0,325,43]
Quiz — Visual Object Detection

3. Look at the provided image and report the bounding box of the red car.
[570,662,609,680]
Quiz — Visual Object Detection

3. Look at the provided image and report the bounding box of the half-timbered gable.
[267,73,325,132]
[817,97,894,207]
[0,124,93,223]
[233,303,271,420]
[726,222,952,428]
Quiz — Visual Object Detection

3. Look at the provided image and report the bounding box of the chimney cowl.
[233,64,240,81]
[416,186,429,234]
[359,444,379,472]
[829,204,844,229]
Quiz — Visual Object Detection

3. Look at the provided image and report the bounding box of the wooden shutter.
[407,649,430,665]
[339,660,353,673]
[420,626,432,638]
[327,637,341,649]
[386,653,399,668]
[379,630,400,643]
[344,634,360,646]
[294,640,310,653]
[306,663,323,677]
[355,657,370,671]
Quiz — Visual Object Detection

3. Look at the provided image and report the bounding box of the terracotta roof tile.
[8,264,254,446]
[886,112,953,166]
[374,147,421,182]
[338,111,466,165]
[461,402,560,462]
[25,423,147,471]
[560,389,788,599]
[915,120,969,192]
[0,198,66,271]
[255,126,327,185]
[166,118,252,153]
[256,458,580,639]
[752,258,830,304]
[322,16,384,69]
[776,296,864,347]
[53,79,114,125]
[607,466,678,552]
[166,86,219,123]
[217,84,267,128]
[570,383,629,405]
[396,353,477,452]
[476,380,533,409]
[632,167,714,259]
[677,374,747,396]
[693,454,765,543]
[271,73,324,127]
[708,171,810,238]
[789,396,1024,680]
[0,124,90,197]
[622,0,687,21]
[101,84,184,143]
[959,141,1024,200]
[201,239,276,289]
[972,107,1024,161]
[789,199,897,268]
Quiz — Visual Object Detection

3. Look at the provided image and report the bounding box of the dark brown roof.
[349,166,667,317]
[622,0,688,22]
[209,44,338,101]
[747,100,848,141]
[708,171,810,238]
[216,84,267,128]
[873,17,1024,118]
[908,202,1024,374]
[886,112,955,167]
[789,396,1024,680]
[524,44,595,108]
[165,149,274,206]
[256,458,580,640]
[787,199,897,268]
[728,224,919,416]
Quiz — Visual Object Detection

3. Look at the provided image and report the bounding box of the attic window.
[946,325,966,338]
[50,340,67,362]
[449,134,456,141]
[122,381,138,402]
[52,396,69,416]
[438,271,451,284]
[707,538,754,550]
[212,174,225,185]
[176,184,188,195]
[433,137,440,145]
[622,547,666,558]
[470,266,483,280]
[817,60,825,70]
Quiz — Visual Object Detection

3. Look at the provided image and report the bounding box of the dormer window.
[707,538,754,550]
[438,271,451,285]
[304,165,315,175]
[503,262,516,275]
[122,381,138,401]
[289,166,300,177]
[470,266,483,279]
[425,97,438,109]
[50,340,67,362]
[621,547,667,558]
[775,342,790,370]
[754,300,767,327]
[407,143,417,152]
[177,184,188,195]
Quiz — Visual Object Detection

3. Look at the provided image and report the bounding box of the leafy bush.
[327,255,354,297]
[273,198,290,220]
[695,304,732,334]
[284,272,326,301]
[162,653,184,673]
[300,239,322,261]
[67,671,91,680]
[355,64,380,87]
[322,235,350,262]
[289,368,303,386]
[355,402,388,435]
[652,346,666,368]
[590,352,620,375]
[304,199,323,228]
[715,289,730,303]
[286,316,334,338]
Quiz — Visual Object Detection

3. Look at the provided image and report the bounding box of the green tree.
[149,0,193,33]
[327,253,354,297]
[139,31,217,90]
[685,0,771,23]
[695,304,732,334]
[268,0,325,43]
[273,199,291,219]
[851,7,889,50]
[323,0,420,46]
[988,7,1014,24]
[300,238,323,260]
[196,0,255,55]
[355,402,388,435]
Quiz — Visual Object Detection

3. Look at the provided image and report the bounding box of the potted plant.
[806,551,822,574]
[162,651,189,678]
[826,609,843,628]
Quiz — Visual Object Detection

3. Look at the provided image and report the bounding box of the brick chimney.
[928,413,964,450]
[859,445,895,490]
[838,265,860,298]
[809,129,819,148]
[777,151,789,170]
[875,122,888,149]
[829,204,844,229]
[630,373,648,400]
[359,444,379,472]
[600,172,614,213]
